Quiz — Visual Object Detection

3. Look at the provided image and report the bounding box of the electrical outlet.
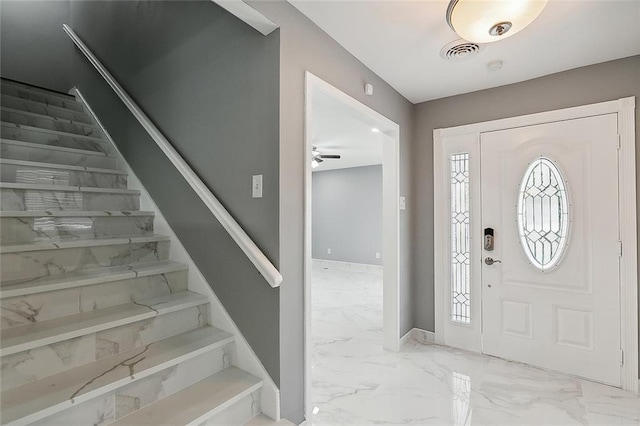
[327,248,332,255]
[375,252,381,259]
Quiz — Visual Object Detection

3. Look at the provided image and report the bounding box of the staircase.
[0,78,270,425]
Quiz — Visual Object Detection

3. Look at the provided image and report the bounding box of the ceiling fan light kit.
[446,0,548,43]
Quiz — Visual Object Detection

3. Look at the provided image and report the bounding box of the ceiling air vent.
[440,39,483,61]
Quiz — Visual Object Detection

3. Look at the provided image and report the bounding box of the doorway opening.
[304,72,401,420]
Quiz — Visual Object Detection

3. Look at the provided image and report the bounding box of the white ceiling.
[288,0,640,103]
[311,89,384,172]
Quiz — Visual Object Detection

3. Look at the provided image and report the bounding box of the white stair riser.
[1,110,100,139]
[199,389,261,426]
[1,187,140,211]
[2,306,210,391]
[1,163,127,189]
[1,215,152,244]
[1,240,170,281]
[0,84,84,112]
[1,125,109,154]
[0,142,120,170]
[26,344,232,426]
[1,270,186,328]
[0,95,93,124]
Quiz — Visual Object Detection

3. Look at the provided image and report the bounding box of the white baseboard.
[400,327,436,348]
[74,88,280,421]
[312,258,383,272]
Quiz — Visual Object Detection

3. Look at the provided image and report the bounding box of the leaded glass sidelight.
[450,153,471,323]
[517,157,569,271]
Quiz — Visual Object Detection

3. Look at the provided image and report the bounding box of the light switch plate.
[399,196,406,210]
[252,175,263,198]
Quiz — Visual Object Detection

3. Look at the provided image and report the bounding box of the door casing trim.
[433,97,637,392]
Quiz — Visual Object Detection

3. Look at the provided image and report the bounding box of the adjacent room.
[308,87,386,422]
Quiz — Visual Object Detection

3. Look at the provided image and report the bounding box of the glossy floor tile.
[310,260,640,425]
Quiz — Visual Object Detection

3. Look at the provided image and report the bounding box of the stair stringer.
[71,87,281,422]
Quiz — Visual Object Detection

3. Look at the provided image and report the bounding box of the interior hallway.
[310,260,640,425]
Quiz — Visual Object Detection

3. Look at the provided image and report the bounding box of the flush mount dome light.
[446,0,548,44]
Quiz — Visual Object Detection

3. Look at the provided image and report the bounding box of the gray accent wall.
[413,55,640,334]
[313,165,383,265]
[246,2,415,422]
[68,0,281,381]
[0,0,73,92]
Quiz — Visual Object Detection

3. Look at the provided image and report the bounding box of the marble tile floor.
[310,261,640,425]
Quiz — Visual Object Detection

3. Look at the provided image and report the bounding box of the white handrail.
[63,24,282,288]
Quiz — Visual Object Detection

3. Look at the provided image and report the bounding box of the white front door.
[480,114,621,386]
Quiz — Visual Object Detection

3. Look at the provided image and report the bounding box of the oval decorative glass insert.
[517,157,569,271]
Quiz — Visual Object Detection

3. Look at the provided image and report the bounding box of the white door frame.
[433,97,637,392]
[304,72,401,419]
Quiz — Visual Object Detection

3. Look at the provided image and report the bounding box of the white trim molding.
[63,24,282,289]
[433,97,637,392]
[74,88,281,419]
[212,0,278,35]
[312,258,384,273]
[400,328,436,347]
[617,97,638,392]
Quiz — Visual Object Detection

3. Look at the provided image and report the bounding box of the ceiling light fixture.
[371,128,381,133]
[446,0,548,44]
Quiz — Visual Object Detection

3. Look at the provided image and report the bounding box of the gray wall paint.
[0,0,72,92]
[413,55,640,333]
[313,166,383,265]
[247,2,415,422]
[69,0,281,381]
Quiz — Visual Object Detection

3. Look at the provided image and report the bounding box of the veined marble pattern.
[1,214,152,244]
[0,239,169,281]
[1,110,101,138]
[1,270,187,328]
[0,141,119,169]
[114,344,231,419]
[1,123,108,153]
[1,163,127,189]
[96,304,209,359]
[0,94,93,124]
[0,187,140,211]
[1,299,207,389]
[311,261,640,425]
[1,334,97,390]
[29,393,116,426]
[199,389,262,425]
[22,344,230,425]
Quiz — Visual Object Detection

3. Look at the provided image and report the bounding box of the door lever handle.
[484,257,502,265]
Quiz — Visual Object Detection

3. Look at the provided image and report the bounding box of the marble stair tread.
[0,210,152,218]
[0,291,209,356]
[0,138,110,157]
[0,260,186,297]
[1,122,106,142]
[0,234,167,254]
[0,182,139,194]
[1,106,100,130]
[111,367,262,426]
[0,158,127,175]
[1,94,92,121]
[0,326,234,426]
[1,79,77,101]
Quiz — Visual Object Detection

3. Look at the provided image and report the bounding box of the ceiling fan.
[311,146,341,168]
